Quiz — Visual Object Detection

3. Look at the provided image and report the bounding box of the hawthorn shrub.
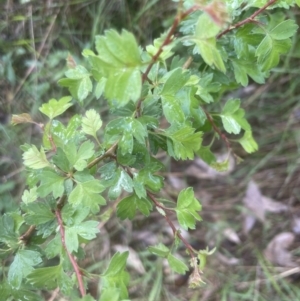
[1,0,299,300]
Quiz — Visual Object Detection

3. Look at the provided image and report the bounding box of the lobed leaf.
[175,187,202,230]
[82,109,102,138]
[8,250,42,289]
[23,145,51,169]
[39,96,73,119]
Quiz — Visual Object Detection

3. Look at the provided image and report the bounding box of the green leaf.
[231,58,266,87]
[255,19,298,71]
[134,168,163,193]
[39,96,73,119]
[161,68,189,96]
[65,140,95,171]
[24,202,55,225]
[222,99,240,115]
[23,145,51,169]
[161,95,186,125]
[220,99,250,134]
[90,29,142,106]
[102,252,130,299]
[108,169,133,199]
[82,109,102,138]
[196,146,216,165]
[65,220,99,253]
[37,170,65,198]
[60,66,92,102]
[117,194,152,220]
[195,13,221,39]
[175,187,202,230]
[103,251,129,276]
[78,76,93,101]
[27,265,62,289]
[220,116,241,134]
[69,179,106,213]
[167,253,189,274]
[8,250,42,289]
[148,243,169,257]
[21,186,37,204]
[99,289,120,301]
[198,247,216,270]
[194,37,225,72]
[27,265,74,295]
[45,234,62,259]
[270,19,298,40]
[166,124,202,160]
[0,214,18,247]
[238,131,258,153]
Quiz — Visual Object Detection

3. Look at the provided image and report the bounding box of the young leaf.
[108,169,133,199]
[220,99,250,134]
[39,96,73,119]
[37,170,65,198]
[134,168,163,193]
[148,243,169,258]
[255,19,298,71]
[117,194,152,220]
[27,265,62,289]
[166,124,202,160]
[192,12,225,72]
[64,140,95,171]
[238,131,258,153]
[0,214,18,247]
[69,179,106,213]
[175,187,202,230]
[23,145,51,169]
[90,29,142,106]
[24,202,55,225]
[82,109,102,138]
[161,68,189,96]
[65,221,99,253]
[102,252,130,299]
[98,289,120,301]
[8,250,42,289]
[167,253,189,274]
[22,186,38,204]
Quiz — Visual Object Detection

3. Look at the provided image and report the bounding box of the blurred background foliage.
[1,1,300,300]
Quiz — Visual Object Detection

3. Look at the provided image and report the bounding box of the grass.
[1,1,300,300]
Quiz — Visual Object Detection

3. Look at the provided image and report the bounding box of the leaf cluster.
[3,0,299,300]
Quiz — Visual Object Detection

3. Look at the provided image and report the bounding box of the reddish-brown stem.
[204,109,231,151]
[135,5,202,117]
[217,0,278,39]
[55,210,86,297]
[147,192,195,258]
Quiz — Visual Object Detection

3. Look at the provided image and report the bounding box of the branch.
[135,5,201,117]
[19,225,36,244]
[217,0,278,39]
[55,210,86,297]
[87,140,119,169]
[204,109,231,151]
[147,192,196,258]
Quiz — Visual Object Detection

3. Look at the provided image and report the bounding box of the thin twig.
[217,0,278,39]
[135,5,202,117]
[55,210,86,297]
[204,109,231,151]
[147,192,196,258]
[19,225,36,244]
[87,140,119,169]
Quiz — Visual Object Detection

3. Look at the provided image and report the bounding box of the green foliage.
[2,0,299,300]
